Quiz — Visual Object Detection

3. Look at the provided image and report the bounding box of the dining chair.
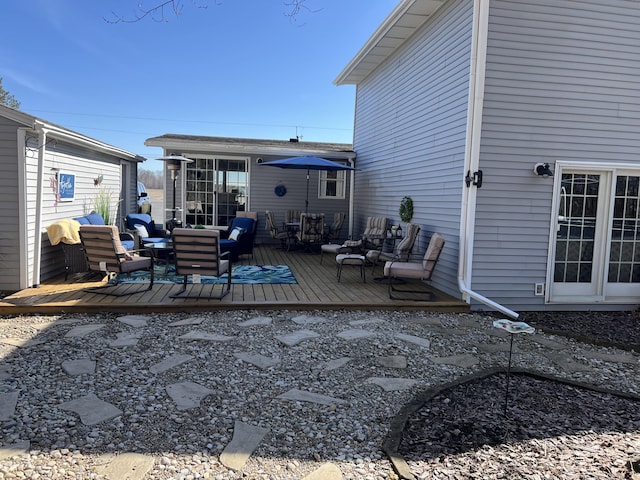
[296,213,325,252]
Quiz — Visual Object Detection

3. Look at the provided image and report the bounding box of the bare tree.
[106,0,312,23]
[0,78,20,109]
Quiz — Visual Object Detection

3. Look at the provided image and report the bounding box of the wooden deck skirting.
[0,244,469,315]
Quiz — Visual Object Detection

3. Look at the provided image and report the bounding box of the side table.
[143,242,174,275]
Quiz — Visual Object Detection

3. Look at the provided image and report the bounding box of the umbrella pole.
[305,169,310,213]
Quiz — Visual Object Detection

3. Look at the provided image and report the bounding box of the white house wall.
[473,0,640,309]
[352,0,474,299]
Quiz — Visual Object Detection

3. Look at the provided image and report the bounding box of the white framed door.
[549,164,640,303]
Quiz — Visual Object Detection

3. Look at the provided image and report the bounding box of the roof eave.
[145,135,356,160]
[334,0,446,86]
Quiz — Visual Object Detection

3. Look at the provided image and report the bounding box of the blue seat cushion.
[121,240,135,251]
[73,216,90,225]
[126,214,158,236]
[230,217,255,233]
[142,237,170,244]
[84,212,106,225]
[220,239,237,250]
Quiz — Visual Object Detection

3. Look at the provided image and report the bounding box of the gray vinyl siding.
[168,152,352,247]
[248,156,352,246]
[0,118,21,291]
[33,142,124,284]
[352,0,474,299]
[474,0,640,309]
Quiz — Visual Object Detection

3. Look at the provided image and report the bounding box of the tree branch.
[105,0,207,24]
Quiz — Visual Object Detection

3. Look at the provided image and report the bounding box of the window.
[319,170,346,199]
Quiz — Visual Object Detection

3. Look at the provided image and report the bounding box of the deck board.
[0,244,468,314]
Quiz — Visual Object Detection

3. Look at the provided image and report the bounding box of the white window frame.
[318,170,346,199]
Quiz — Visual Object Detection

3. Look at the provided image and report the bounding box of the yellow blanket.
[46,218,81,245]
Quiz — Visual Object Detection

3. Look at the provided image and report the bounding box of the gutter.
[458,0,519,320]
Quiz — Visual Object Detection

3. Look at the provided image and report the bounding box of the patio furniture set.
[49,210,445,302]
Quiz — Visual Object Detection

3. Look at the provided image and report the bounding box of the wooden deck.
[0,244,468,315]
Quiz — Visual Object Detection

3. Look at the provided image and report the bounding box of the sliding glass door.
[184,156,248,227]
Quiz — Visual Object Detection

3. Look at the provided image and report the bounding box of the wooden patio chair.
[170,228,232,300]
[79,225,154,296]
[366,222,421,275]
[383,232,445,300]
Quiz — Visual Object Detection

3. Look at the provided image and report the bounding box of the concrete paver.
[219,421,270,470]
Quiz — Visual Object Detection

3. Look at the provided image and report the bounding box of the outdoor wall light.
[534,163,553,177]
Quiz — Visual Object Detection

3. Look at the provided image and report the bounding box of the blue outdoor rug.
[110,264,297,285]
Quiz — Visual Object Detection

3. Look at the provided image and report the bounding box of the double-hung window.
[318,170,346,199]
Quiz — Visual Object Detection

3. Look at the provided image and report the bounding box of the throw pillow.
[228,227,246,241]
[134,224,150,238]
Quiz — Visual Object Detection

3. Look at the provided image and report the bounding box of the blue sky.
[3,0,397,171]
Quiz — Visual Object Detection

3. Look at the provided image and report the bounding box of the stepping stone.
[0,441,30,461]
[430,354,479,368]
[291,315,328,325]
[179,331,234,342]
[108,332,143,347]
[377,355,407,369]
[396,333,431,349]
[582,351,639,365]
[166,381,213,410]
[349,318,383,326]
[59,394,122,425]
[476,343,511,354]
[149,354,194,374]
[544,353,592,372]
[412,317,444,327]
[65,324,105,338]
[276,330,320,347]
[277,388,346,406]
[234,352,279,369]
[168,316,204,327]
[62,358,96,376]
[238,316,273,327]
[0,338,45,348]
[367,377,418,391]
[337,329,375,340]
[0,392,18,421]
[321,357,352,371]
[303,462,343,480]
[117,315,149,328]
[94,453,155,480]
[532,337,567,350]
[220,421,270,471]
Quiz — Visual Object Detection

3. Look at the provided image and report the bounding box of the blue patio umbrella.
[260,156,355,212]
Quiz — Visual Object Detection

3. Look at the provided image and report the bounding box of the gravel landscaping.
[0,309,637,479]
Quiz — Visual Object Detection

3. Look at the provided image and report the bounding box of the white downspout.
[458,0,519,319]
[32,122,48,288]
[17,128,29,289]
[348,156,356,240]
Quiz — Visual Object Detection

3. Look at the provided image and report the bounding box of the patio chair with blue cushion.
[170,228,232,300]
[124,213,169,248]
[220,214,257,260]
[79,225,154,296]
